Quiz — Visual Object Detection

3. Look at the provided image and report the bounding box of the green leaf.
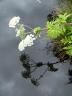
[63,45,72,56]
[66,49,72,56]
[58,13,71,23]
[46,21,66,39]
[33,26,41,36]
[46,13,72,39]
[63,45,72,50]
[61,36,72,45]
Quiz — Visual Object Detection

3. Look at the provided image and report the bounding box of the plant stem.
[23,24,33,30]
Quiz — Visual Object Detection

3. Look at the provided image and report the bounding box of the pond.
[0,0,72,96]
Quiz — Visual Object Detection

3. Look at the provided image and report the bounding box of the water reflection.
[19,53,59,86]
[0,0,72,96]
[68,69,72,84]
[20,52,72,86]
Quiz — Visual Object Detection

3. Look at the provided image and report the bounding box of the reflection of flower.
[31,78,39,86]
[18,34,36,51]
[21,71,31,79]
[9,16,20,28]
[20,53,29,63]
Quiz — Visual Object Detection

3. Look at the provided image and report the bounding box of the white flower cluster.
[9,16,36,51]
[18,34,36,51]
[9,16,20,28]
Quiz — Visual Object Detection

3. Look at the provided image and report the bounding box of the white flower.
[18,34,36,51]
[18,40,25,51]
[29,34,36,40]
[9,16,20,28]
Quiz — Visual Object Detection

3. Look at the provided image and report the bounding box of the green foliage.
[58,14,72,56]
[46,12,72,57]
[58,13,71,23]
[33,26,41,37]
[61,36,72,45]
[46,21,65,39]
[63,45,72,56]
[46,13,72,39]
[61,33,72,56]
[66,26,72,36]
[18,24,26,40]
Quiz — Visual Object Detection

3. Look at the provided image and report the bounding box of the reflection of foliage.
[31,78,39,86]
[68,69,72,76]
[53,42,69,62]
[19,53,72,86]
[36,62,43,67]
[47,63,58,72]
[20,53,29,63]
[20,53,30,70]
[47,10,58,21]
[19,53,59,86]
[21,70,31,79]
[68,69,72,84]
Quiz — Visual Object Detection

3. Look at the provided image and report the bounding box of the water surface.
[0,0,72,96]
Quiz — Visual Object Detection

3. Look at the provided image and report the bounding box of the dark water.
[0,0,72,96]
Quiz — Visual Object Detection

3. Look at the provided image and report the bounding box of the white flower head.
[18,40,25,51]
[9,16,20,28]
[18,34,36,51]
